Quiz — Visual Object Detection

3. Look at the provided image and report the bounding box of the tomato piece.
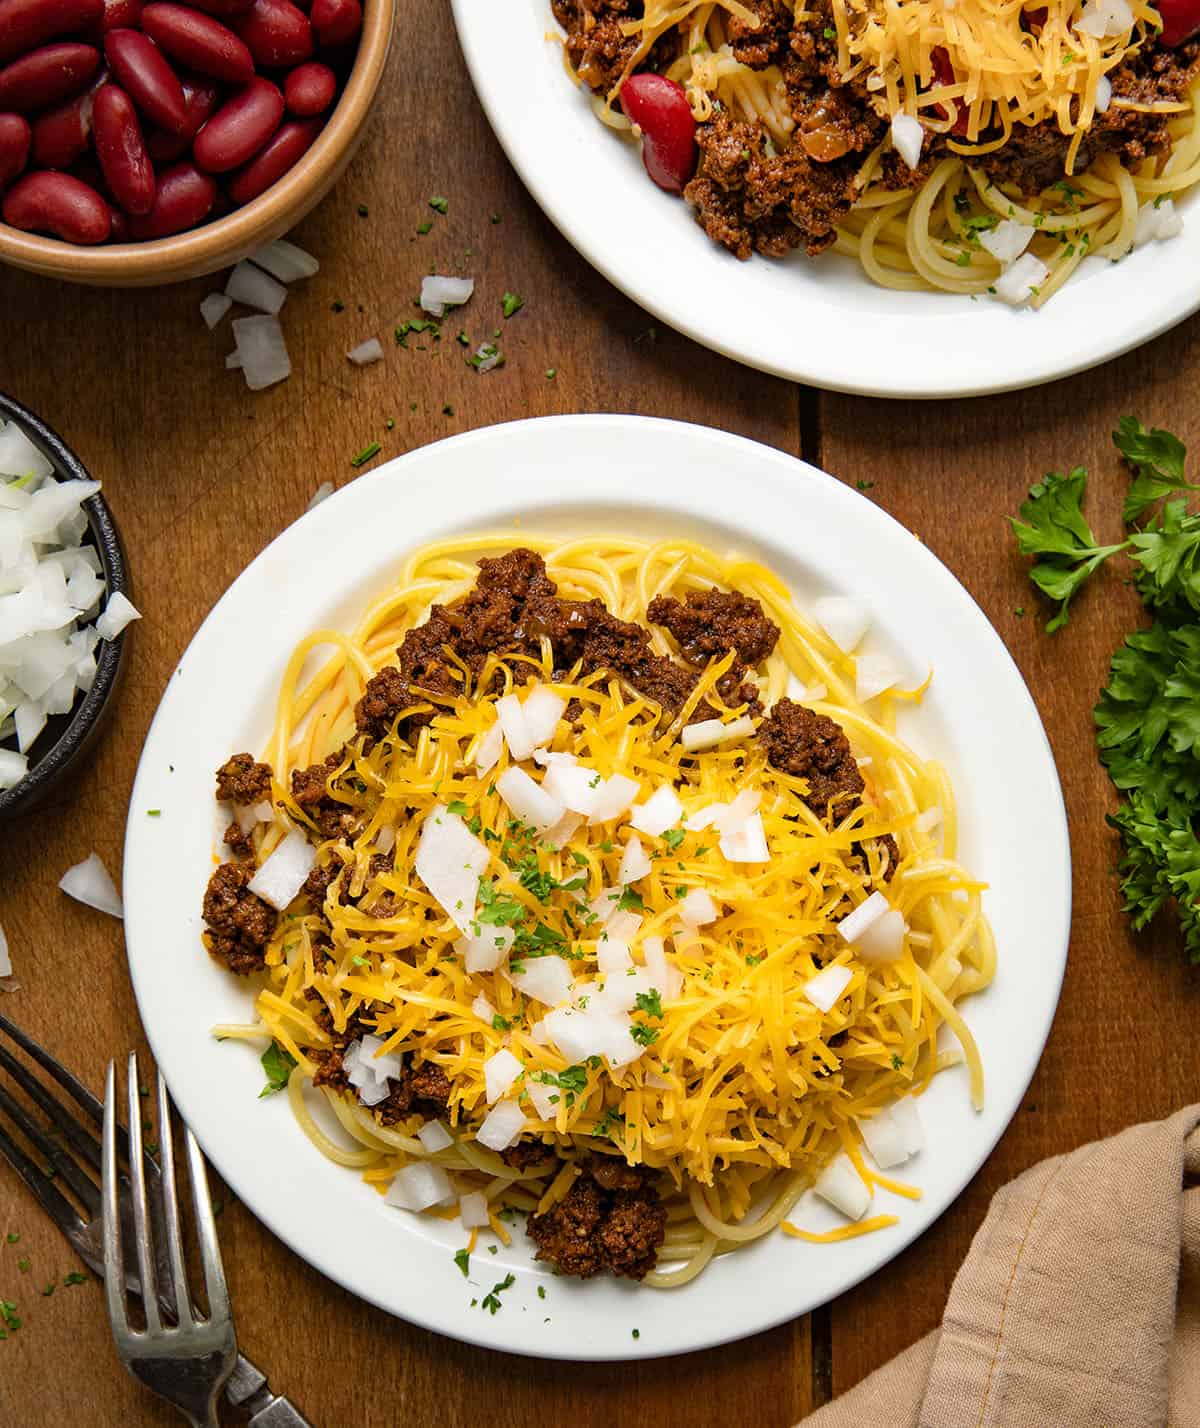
[619,73,696,193]
[1154,0,1200,46]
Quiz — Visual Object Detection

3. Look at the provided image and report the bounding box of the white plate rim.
[123,414,1071,1360]
[449,0,1198,398]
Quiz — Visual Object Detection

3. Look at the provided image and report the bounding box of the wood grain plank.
[817,318,1200,1397]
[0,2,805,1423]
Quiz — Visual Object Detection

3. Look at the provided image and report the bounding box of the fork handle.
[246,1398,313,1427]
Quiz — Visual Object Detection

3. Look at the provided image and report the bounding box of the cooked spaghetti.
[200,537,995,1287]
[551,0,1200,305]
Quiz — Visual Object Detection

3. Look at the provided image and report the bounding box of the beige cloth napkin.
[800,1105,1200,1428]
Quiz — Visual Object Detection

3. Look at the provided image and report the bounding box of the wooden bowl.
[0,393,131,821]
[0,0,395,288]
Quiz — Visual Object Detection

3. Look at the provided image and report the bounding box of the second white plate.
[451,0,1197,397]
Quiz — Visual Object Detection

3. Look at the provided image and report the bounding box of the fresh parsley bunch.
[1011,418,1200,960]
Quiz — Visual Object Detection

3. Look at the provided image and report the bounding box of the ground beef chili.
[290,750,355,840]
[222,820,254,859]
[758,698,865,814]
[353,549,777,747]
[215,752,273,805]
[306,998,454,1123]
[526,1156,667,1279]
[201,862,276,975]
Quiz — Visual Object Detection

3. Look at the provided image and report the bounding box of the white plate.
[450,0,1196,398]
[124,415,1070,1359]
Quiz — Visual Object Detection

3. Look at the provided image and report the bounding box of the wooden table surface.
[3,2,1200,1423]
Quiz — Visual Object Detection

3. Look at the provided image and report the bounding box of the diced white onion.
[417,1119,454,1153]
[200,292,232,329]
[415,804,490,932]
[1094,74,1112,113]
[890,112,924,169]
[305,482,334,513]
[476,1097,526,1151]
[249,238,319,283]
[385,1161,455,1211]
[231,315,290,390]
[496,693,535,761]
[679,714,755,753]
[521,685,567,747]
[0,922,10,979]
[246,828,314,911]
[596,935,632,974]
[459,1190,491,1227]
[838,890,889,943]
[226,260,288,316]
[630,785,683,837]
[855,651,900,703]
[1076,0,1133,36]
[993,252,1049,308]
[678,889,718,926]
[471,993,497,1023]
[511,954,573,1007]
[979,219,1035,265]
[483,1047,524,1102]
[587,774,641,824]
[474,343,503,374]
[347,338,384,366]
[719,810,769,863]
[58,852,123,919]
[542,760,601,815]
[525,1076,560,1121]
[95,591,140,641]
[475,717,505,773]
[641,935,683,1001]
[802,963,852,1012]
[496,766,564,833]
[598,966,657,1014]
[374,824,395,854]
[813,596,870,653]
[420,274,475,317]
[814,1153,871,1221]
[454,921,513,973]
[1134,198,1184,248]
[619,834,652,884]
[541,809,583,849]
[854,909,908,963]
[857,1098,924,1170]
[0,748,28,789]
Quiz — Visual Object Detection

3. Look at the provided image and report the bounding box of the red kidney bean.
[140,4,253,84]
[101,0,144,29]
[309,0,360,49]
[145,73,216,159]
[104,28,188,133]
[283,59,333,116]
[235,0,311,68]
[226,112,316,202]
[31,71,104,167]
[126,157,213,235]
[0,44,102,115]
[93,82,154,213]
[0,0,105,65]
[0,110,29,184]
[618,73,696,192]
[2,169,111,241]
[182,0,254,14]
[107,202,128,237]
[193,74,282,172]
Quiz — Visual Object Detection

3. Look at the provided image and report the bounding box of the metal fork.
[0,1011,312,1425]
[102,1053,237,1427]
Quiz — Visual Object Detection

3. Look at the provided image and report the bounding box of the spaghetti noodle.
[553,0,1200,306]
[204,536,995,1286]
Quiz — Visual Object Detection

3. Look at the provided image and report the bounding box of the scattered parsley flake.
[429,195,449,214]
[501,292,524,319]
[480,1272,516,1313]
[454,1248,470,1277]
[351,441,382,469]
[258,1042,296,1099]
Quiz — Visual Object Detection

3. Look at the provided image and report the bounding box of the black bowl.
[0,394,130,821]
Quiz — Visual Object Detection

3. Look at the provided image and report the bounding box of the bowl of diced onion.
[0,394,135,820]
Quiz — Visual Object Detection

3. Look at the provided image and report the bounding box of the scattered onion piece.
[59,852,123,919]
[385,1161,455,1210]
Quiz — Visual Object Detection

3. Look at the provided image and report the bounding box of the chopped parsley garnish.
[615,887,646,914]
[856,479,875,491]
[634,989,663,1019]
[350,955,368,967]
[416,220,433,235]
[258,1042,297,1099]
[350,441,382,469]
[545,368,557,379]
[501,292,524,318]
[454,1248,470,1277]
[146,808,161,817]
[537,1284,546,1299]
[480,1272,516,1313]
[5,1234,17,1244]
[490,212,502,224]
[356,202,369,217]
[632,1328,640,1339]
[476,879,526,928]
[1114,416,1194,524]
[447,799,470,816]
[891,1053,904,1070]
[491,1014,512,1032]
[662,827,685,851]
[331,299,345,313]
[63,1272,87,1286]
[630,1023,659,1046]
[823,25,835,36]
[429,195,449,213]
[16,1258,29,1274]
[533,1064,590,1107]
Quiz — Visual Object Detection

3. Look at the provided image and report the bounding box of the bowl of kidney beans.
[0,0,394,284]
